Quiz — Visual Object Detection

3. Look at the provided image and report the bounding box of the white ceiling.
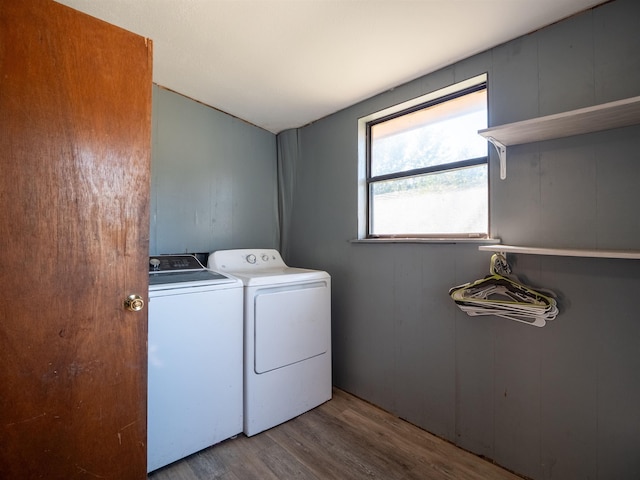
[55,0,607,134]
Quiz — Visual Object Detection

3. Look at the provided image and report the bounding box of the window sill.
[350,238,501,245]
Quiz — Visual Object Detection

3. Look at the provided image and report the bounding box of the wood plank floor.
[148,388,523,480]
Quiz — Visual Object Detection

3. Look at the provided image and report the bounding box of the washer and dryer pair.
[208,249,332,437]
[147,250,331,472]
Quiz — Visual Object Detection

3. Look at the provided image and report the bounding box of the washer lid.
[149,269,232,286]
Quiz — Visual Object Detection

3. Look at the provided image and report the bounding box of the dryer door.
[254,281,330,374]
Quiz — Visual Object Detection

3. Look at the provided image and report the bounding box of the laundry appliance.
[208,249,331,436]
[147,254,243,472]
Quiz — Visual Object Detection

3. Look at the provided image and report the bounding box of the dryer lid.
[230,267,329,287]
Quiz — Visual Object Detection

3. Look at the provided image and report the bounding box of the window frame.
[357,74,489,240]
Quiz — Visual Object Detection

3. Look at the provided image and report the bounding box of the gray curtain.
[276,128,299,261]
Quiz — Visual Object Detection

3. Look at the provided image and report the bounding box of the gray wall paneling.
[596,260,640,478]
[539,256,599,479]
[287,0,640,478]
[538,12,595,115]
[150,86,278,255]
[595,126,640,248]
[593,0,640,103]
[539,136,597,249]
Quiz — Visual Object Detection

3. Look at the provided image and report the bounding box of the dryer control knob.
[246,254,257,264]
[261,254,269,262]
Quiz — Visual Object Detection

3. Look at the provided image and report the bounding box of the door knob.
[124,294,145,312]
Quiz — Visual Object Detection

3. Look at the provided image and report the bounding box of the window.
[358,74,488,239]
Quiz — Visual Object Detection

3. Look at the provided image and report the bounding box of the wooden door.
[0,1,152,478]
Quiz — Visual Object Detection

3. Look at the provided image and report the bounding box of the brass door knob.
[124,294,145,312]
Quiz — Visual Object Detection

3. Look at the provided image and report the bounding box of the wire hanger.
[449,253,558,327]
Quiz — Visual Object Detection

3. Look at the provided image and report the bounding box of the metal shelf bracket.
[487,137,507,179]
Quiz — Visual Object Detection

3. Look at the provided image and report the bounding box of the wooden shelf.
[479,244,640,260]
[478,95,640,179]
[479,95,640,146]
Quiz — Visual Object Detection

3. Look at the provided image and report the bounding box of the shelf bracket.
[487,137,507,180]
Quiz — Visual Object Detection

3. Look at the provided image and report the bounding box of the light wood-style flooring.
[148,388,523,480]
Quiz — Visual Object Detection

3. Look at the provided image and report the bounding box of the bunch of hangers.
[449,253,559,327]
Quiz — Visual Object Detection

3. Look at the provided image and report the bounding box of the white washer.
[208,249,331,436]
[147,255,243,472]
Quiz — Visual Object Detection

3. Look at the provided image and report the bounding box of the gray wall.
[149,86,278,255]
[288,0,640,478]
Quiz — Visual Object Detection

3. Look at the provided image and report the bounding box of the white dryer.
[208,249,331,436]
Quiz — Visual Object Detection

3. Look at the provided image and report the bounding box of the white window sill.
[350,238,501,245]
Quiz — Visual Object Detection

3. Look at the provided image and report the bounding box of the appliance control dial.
[246,254,257,264]
[261,254,269,262]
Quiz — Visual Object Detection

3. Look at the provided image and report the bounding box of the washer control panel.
[149,255,202,272]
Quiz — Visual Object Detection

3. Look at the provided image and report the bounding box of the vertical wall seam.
[591,9,600,251]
